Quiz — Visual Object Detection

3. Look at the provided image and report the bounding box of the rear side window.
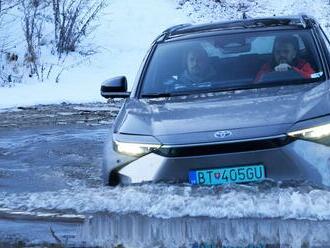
[318,28,330,64]
[141,29,324,96]
[320,28,330,51]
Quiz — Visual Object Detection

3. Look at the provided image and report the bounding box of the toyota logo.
[214,130,232,139]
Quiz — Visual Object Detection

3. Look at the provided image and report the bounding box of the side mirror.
[101,76,130,99]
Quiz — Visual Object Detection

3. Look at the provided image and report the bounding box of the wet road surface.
[1,103,330,247]
[0,103,110,247]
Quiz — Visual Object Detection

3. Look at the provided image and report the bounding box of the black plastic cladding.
[155,136,294,157]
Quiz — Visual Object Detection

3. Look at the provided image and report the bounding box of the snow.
[1,0,330,108]
[178,0,330,32]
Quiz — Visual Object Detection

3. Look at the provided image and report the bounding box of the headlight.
[113,140,161,157]
[288,123,330,146]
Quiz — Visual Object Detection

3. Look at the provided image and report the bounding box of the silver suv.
[101,15,330,187]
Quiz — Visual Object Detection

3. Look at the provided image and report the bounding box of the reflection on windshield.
[141,30,324,97]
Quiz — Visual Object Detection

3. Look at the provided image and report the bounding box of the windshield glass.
[140,29,324,97]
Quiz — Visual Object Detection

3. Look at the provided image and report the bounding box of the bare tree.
[0,0,21,86]
[21,0,47,79]
[1,0,106,85]
[52,0,106,55]
[0,0,19,17]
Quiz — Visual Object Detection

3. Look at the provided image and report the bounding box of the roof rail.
[299,13,316,28]
[299,14,307,28]
[151,24,192,43]
[155,15,317,42]
[162,23,192,40]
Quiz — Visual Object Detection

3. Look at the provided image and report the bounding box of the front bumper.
[103,138,330,187]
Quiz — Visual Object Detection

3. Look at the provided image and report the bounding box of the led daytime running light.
[288,123,330,140]
[114,140,161,156]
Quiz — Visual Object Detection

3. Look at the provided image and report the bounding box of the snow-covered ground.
[0,0,189,108]
[1,0,330,109]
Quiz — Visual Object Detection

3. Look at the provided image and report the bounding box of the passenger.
[255,36,315,82]
[179,45,216,84]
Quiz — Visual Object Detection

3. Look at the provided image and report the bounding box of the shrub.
[52,0,106,55]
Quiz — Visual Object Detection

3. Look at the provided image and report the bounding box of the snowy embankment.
[1,0,330,109]
[0,0,189,109]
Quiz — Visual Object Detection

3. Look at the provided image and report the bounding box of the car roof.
[158,14,318,42]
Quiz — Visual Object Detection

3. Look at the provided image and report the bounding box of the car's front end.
[103,80,330,187]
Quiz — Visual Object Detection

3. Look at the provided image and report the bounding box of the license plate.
[189,165,265,186]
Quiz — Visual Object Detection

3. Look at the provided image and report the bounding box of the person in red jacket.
[255,35,315,82]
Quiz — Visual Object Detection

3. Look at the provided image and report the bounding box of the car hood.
[115,82,330,145]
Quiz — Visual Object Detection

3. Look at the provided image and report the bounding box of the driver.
[179,45,216,84]
[255,35,315,82]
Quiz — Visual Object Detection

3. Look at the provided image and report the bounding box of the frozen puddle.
[3,211,330,247]
[80,213,330,248]
[0,218,82,247]
[0,208,85,223]
[1,183,330,220]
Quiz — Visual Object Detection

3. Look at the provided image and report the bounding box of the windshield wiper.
[141,92,190,98]
[187,84,261,94]
[141,87,254,98]
[141,93,173,98]
[202,80,319,93]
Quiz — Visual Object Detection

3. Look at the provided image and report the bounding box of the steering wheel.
[260,70,303,83]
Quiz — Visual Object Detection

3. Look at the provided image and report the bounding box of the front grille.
[155,136,294,157]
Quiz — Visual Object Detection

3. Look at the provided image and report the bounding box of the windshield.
[140,29,324,97]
